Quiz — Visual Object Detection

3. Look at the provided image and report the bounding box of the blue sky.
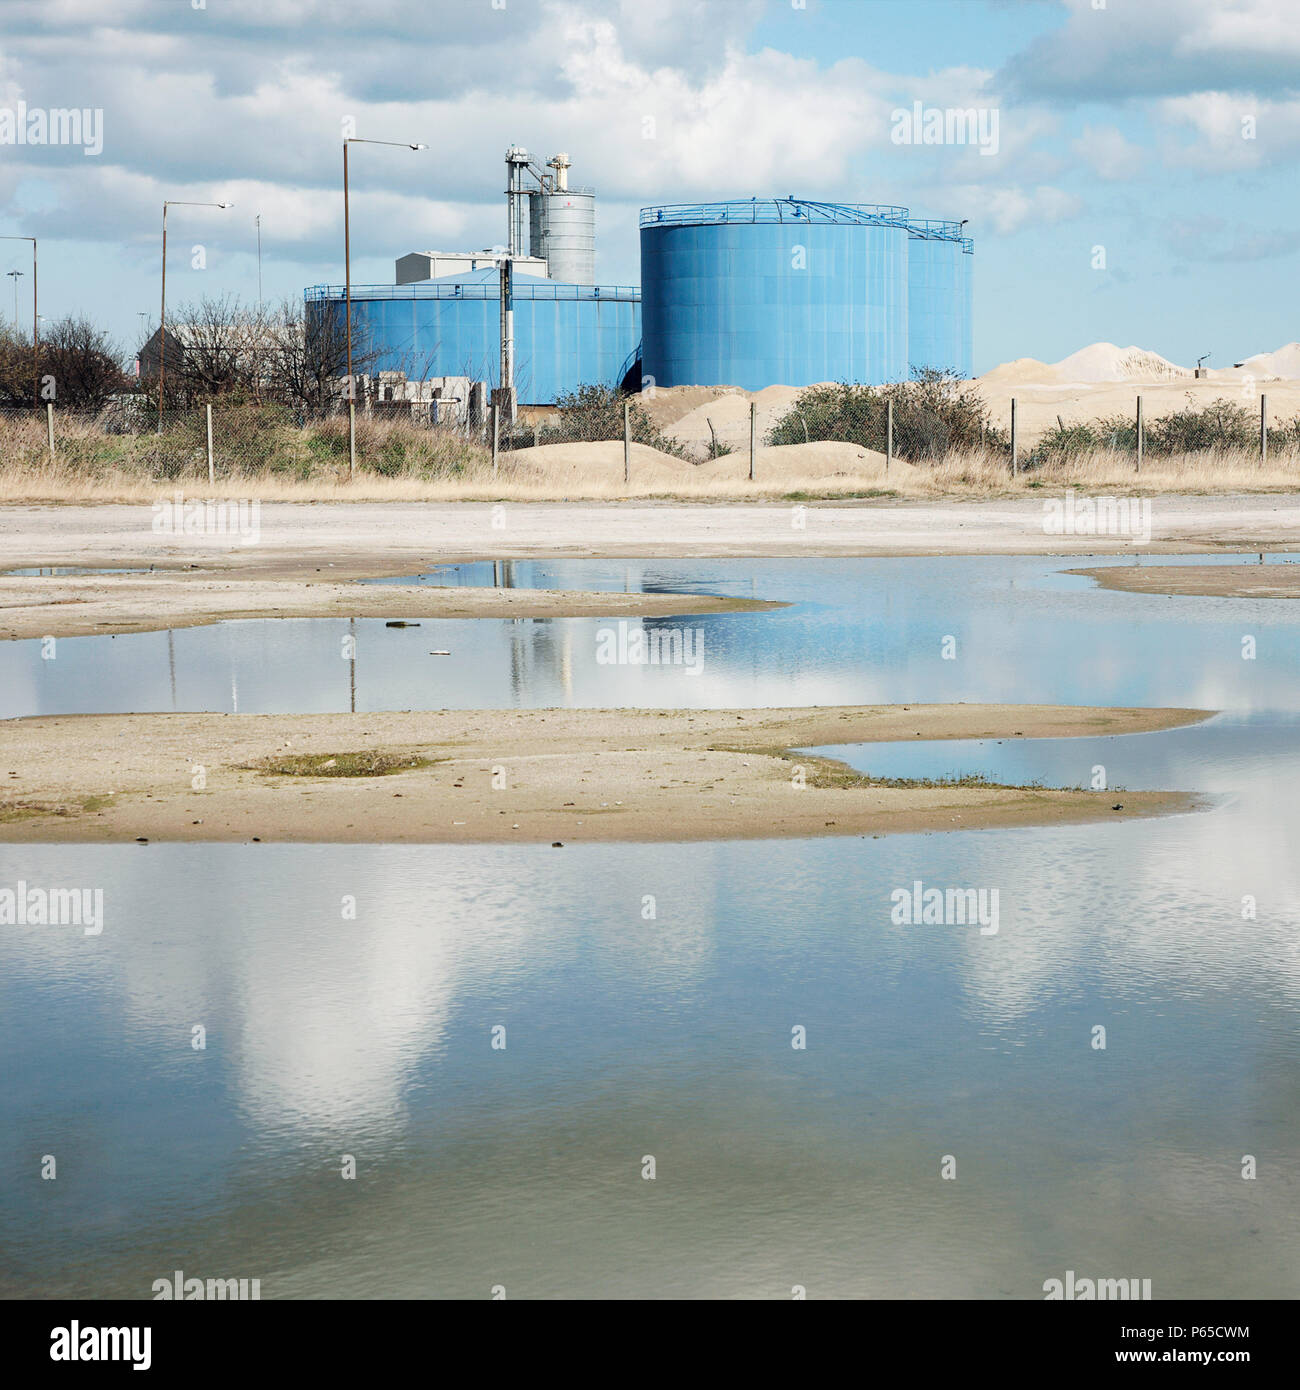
[1,0,1297,373]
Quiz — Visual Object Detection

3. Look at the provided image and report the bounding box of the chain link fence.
[0,397,492,482]
[2,379,1294,486]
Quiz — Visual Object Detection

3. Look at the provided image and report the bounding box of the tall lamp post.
[7,270,23,329]
[0,236,37,408]
[159,199,232,426]
[343,137,426,477]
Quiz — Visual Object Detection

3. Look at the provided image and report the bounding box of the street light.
[159,199,233,427]
[0,236,37,408]
[7,270,24,329]
[343,138,426,476]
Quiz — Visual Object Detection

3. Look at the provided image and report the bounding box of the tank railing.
[304,283,641,302]
[639,199,911,228]
[617,344,642,384]
[906,219,966,240]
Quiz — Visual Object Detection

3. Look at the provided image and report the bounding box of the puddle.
[3,552,1300,1298]
[4,554,1300,719]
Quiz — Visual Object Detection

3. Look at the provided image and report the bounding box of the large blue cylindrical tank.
[640,200,910,391]
[306,268,641,404]
[906,226,973,379]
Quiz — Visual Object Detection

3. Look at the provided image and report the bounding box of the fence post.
[46,401,55,460]
[206,402,215,485]
[886,398,893,473]
[623,399,631,485]
[1010,397,1017,476]
[491,403,499,476]
[1261,393,1268,467]
[749,399,756,481]
[1136,394,1143,474]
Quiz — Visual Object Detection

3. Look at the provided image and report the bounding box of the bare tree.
[0,316,127,411]
[268,295,379,412]
[167,293,275,403]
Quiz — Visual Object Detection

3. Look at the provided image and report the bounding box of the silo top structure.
[906,219,974,379]
[505,146,596,285]
[639,198,914,392]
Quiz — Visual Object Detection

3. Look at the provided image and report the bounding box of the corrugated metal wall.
[907,234,972,379]
[310,270,640,405]
[639,200,972,390]
[640,202,911,391]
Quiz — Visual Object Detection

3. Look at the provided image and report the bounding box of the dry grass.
[241,751,437,778]
[1,405,1296,504]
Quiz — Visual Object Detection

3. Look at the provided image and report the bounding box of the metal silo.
[306,269,639,405]
[906,222,972,379]
[529,191,596,285]
[639,199,911,391]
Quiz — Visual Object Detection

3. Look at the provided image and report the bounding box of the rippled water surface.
[4,554,1300,717]
[2,555,1298,1298]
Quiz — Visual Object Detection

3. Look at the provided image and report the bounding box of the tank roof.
[305,269,639,302]
[640,198,911,228]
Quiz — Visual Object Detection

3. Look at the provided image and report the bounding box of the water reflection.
[4,555,1300,718]
[1,830,1297,1298]
[3,554,1299,1299]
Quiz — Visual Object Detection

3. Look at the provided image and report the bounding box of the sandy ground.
[637,344,1300,450]
[505,437,897,487]
[0,572,775,641]
[3,495,1298,577]
[0,704,1210,845]
[1070,564,1300,598]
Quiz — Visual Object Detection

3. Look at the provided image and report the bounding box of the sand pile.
[664,384,805,453]
[634,385,747,431]
[499,437,900,489]
[977,357,1064,388]
[1051,343,1189,383]
[1224,343,1300,380]
[755,439,898,476]
[506,440,691,483]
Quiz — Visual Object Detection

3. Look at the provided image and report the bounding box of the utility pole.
[159,199,232,428]
[0,236,37,408]
[7,269,22,330]
[497,256,515,427]
[343,137,427,477]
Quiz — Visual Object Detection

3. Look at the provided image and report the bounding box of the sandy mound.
[1226,343,1300,380]
[634,385,746,431]
[1052,343,1189,383]
[506,440,691,479]
[756,440,900,475]
[978,357,1063,388]
[499,437,900,487]
[666,389,805,452]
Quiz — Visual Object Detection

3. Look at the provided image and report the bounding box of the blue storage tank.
[906,223,973,379]
[640,199,911,392]
[305,268,641,405]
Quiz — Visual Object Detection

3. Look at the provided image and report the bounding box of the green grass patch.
[243,750,438,778]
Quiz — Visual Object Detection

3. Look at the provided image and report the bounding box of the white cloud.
[1072,124,1143,181]
[1003,0,1300,102]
